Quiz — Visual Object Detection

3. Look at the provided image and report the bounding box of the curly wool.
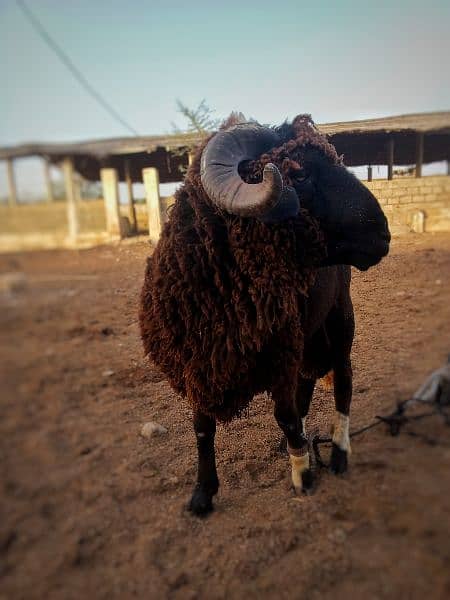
[241,114,342,185]
[139,115,333,422]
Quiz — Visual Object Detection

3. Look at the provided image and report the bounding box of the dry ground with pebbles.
[1,233,450,599]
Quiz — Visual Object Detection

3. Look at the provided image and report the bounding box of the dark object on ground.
[312,359,450,470]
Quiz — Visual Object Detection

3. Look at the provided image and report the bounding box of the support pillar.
[143,167,162,245]
[6,158,18,206]
[43,158,54,202]
[124,159,137,233]
[367,165,373,182]
[387,138,394,180]
[415,133,424,178]
[62,157,79,240]
[100,168,126,238]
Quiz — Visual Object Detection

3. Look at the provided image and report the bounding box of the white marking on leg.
[301,417,307,436]
[288,449,310,494]
[332,412,351,454]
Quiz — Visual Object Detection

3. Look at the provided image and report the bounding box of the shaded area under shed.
[1,111,450,184]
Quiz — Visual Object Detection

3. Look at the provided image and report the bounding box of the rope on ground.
[311,367,450,469]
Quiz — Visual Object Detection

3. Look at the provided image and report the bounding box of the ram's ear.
[258,190,300,223]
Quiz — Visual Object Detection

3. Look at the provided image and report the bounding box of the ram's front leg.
[188,410,219,516]
[330,359,352,474]
[273,387,312,494]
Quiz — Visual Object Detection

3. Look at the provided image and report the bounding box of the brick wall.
[0,196,174,240]
[0,199,107,235]
[363,175,450,235]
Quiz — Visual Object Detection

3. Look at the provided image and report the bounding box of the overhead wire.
[15,0,139,137]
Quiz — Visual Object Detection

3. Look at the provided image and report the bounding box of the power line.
[16,0,139,137]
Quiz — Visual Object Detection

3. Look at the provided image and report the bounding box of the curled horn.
[200,123,299,219]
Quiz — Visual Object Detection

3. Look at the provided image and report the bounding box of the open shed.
[1,111,450,186]
[1,111,450,247]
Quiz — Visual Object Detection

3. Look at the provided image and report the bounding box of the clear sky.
[1,0,449,197]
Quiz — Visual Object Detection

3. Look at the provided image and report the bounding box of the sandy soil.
[1,233,450,600]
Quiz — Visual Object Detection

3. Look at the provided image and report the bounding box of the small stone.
[334,528,347,543]
[0,272,27,294]
[289,497,304,505]
[328,528,347,543]
[140,421,168,438]
[102,369,114,377]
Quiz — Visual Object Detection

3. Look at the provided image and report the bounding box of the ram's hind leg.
[327,305,354,475]
[294,376,316,491]
[188,410,219,516]
[273,383,311,495]
[330,359,352,474]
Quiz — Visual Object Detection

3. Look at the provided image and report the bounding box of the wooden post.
[367,165,373,182]
[415,133,424,178]
[124,159,137,233]
[143,167,162,244]
[62,157,79,240]
[43,158,54,202]
[387,138,394,180]
[6,158,18,206]
[100,167,126,239]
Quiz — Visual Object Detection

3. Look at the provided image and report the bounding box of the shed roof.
[1,111,449,183]
[318,111,450,135]
[0,131,202,161]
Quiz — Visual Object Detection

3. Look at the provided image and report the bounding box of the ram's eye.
[294,172,309,184]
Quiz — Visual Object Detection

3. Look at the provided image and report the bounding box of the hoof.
[301,468,315,494]
[188,486,215,517]
[330,443,348,475]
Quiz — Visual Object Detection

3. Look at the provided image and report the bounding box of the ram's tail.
[319,370,334,391]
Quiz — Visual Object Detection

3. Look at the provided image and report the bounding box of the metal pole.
[124,159,137,233]
[6,158,18,206]
[44,158,54,202]
[387,138,394,180]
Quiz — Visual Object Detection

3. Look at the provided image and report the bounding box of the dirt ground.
[1,233,450,600]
